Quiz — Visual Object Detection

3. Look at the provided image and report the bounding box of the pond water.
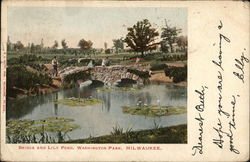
[7,84,187,141]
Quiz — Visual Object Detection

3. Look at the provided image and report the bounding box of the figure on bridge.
[51,56,59,77]
[102,57,110,66]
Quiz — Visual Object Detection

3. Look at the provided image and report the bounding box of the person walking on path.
[51,56,59,77]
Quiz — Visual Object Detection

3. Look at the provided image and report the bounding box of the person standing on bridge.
[51,56,59,77]
[102,57,110,67]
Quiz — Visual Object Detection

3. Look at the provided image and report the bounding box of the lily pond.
[7,84,187,143]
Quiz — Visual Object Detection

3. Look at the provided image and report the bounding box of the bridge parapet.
[59,65,150,84]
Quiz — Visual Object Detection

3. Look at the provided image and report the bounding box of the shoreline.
[9,74,186,99]
[65,124,187,144]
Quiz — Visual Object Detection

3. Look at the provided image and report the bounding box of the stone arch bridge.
[59,65,150,85]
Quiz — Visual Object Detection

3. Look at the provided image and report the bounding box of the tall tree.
[52,40,58,49]
[104,42,108,50]
[113,38,124,53]
[78,39,93,53]
[161,20,182,53]
[30,43,35,53]
[176,35,187,51]
[61,39,68,49]
[13,41,24,51]
[124,19,159,57]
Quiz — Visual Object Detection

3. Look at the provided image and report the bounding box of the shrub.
[63,70,91,83]
[160,54,187,62]
[164,65,187,83]
[8,54,49,65]
[127,69,150,78]
[7,65,52,96]
[150,62,167,71]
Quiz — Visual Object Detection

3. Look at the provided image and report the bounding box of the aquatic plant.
[66,124,187,143]
[6,117,80,143]
[54,97,102,106]
[111,125,124,136]
[121,105,186,117]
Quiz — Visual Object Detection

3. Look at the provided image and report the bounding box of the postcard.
[1,0,249,161]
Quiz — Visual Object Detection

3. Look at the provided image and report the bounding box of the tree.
[176,36,187,52]
[124,19,159,57]
[61,39,68,49]
[161,20,182,53]
[30,43,35,53]
[113,38,124,53]
[104,42,108,50]
[13,41,24,51]
[78,39,93,53]
[160,41,169,53]
[52,40,58,49]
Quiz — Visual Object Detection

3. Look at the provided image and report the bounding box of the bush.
[127,69,150,78]
[7,65,52,96]
[8,54,49,65]
[150,62,167,71]
[160,54,187,62]
[105,49,111,54]
[63,70,91,83]
[164,65,187,83]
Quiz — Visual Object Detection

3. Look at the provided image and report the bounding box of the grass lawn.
[65,124,187,143]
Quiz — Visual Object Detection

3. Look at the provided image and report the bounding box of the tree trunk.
[170,44,173,53]
[141,51,144,57]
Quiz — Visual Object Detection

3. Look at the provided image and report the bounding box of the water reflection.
[7,84,187,140]
[54,93,58,117]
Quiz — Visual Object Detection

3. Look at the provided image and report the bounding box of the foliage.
[52,40,59,49]
[164,65,187,83]
[160,41,169,53]
[105,49,112,54]
[66,124,187,143]
[121,105,186,117]
[124,19,159,56]
[13,41,24,51]
[150,62,167,71]
[63,70,91,83]
[78,39,93,51]
[54,97,102,106]
[6,117,80,143]
[8,54,49,65]
[161,21,182,53]
[127,69,150,78]
[111,125,124,136]
[7,65,52,94]
[176,36,187,52]
[104,42,108,50]
[113,38,124,53]
[61,39,68,49]
[159,54,187,61]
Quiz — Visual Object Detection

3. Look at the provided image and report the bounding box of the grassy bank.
[66,124,187,143]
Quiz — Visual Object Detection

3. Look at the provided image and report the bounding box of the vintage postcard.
[1,0,249,161]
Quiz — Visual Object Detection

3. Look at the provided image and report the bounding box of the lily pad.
[121,105,186,117]
[6,117,80,136]
[54,97,102,106]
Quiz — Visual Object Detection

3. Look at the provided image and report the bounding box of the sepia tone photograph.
[6,7,187,144]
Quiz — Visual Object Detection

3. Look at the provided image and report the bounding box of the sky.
[8,7,187,49]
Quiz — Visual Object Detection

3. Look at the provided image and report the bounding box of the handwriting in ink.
[192,86,208,156]
[233,49,249,83]
[212,21,231,71]
[227,95,240,154]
